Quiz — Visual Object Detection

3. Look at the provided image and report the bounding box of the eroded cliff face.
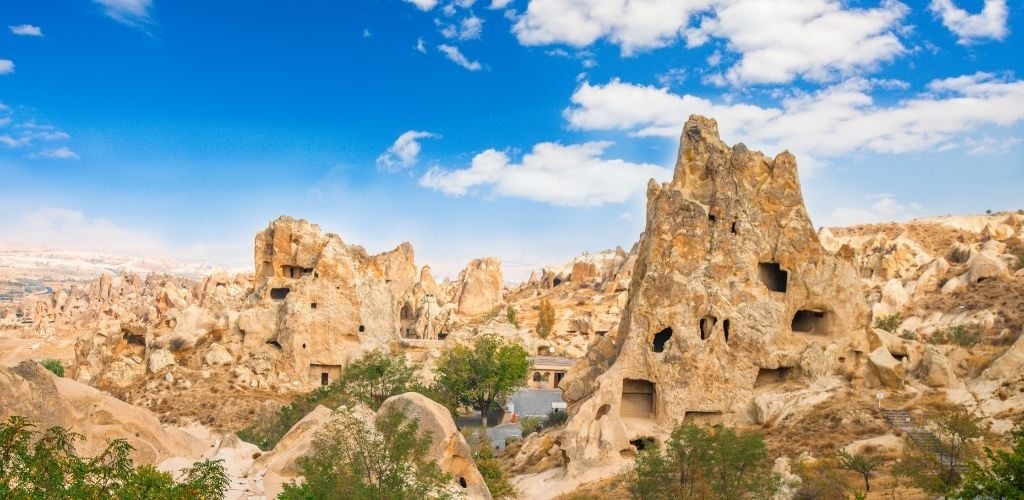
[558,115,868,473]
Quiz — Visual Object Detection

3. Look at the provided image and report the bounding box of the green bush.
[899,329,918,341]
[930,325,981,347]
[630,422,779,499]
[279,407,451,499]
[519,416,543,437]
[473,431,517,499]
[506,305,519,328]
[40,359,64,378]
[543,409,567,428]
[536,299,555,339]
[873,313,902,333]
[0,415,227,499]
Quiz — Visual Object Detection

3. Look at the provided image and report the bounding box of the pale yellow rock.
[867,345,903,389]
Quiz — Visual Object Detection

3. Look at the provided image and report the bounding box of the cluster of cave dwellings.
[648,260,836,357]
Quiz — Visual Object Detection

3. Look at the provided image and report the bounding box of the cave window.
[458,477,467,488]
[754,367,793,387]
[281,265,303,279]
[708,213,717,222]
[270,287,290,300]
[652,327,673,352]
[310,303,317,309]
[723,319,731,343]
[302,267,314,276]
[533,372,542,382]
[554,371,565,385]
[621,379,655,418]
[596,330,608,337]
[553,278,562,286]
[266,340,282,349]
[321,373,329,386]
[358,325,365,333]
[438,332,448,340]
[302,343,306,349]
[731,221,738,234]
[630,437,655,451]
[700,316,717,340]
[791,310,832,335]
[757,262,788,292]
[400,304,414,320]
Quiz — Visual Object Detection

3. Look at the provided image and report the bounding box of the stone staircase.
[880,408,967,474]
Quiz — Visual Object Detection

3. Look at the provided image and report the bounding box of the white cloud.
[513,0,908,84]
[419,141,670,206]
[404,0,439,11]
[489,0,513,8]
[564,73,1024,167]
[514,0,712,55]
[94,0,153,27]
[690,0,908,85]
[438,44,483,70]
[439,15,484,40]
[376,130,439,171]
[824,194,924,226]
[363,28,372,38]
[32,147,79,160]
[0,60,14,75]
[9,24,43,36]
[929,0,1008,44]
[962,136,1021,154]
[416,37,427,53]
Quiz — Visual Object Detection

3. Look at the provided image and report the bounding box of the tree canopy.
[434,335,530,427]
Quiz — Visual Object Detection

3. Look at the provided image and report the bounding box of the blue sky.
[0,0,1022,280]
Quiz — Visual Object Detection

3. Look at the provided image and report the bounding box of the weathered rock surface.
[557,115,868,474]
[452,258,505,316]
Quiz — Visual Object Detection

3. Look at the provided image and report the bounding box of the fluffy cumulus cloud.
[513,0,908,84]
[419,141,670,206]
[438,44,483,70]
[929,0,1008,44]
[514,0,713,55]
[9,24,43,36]
[825,194,924,227]
[688,0,908,85]
[376,130,439,171]
[0,60,13,75]
[564,73,1024,167]
[94,0,153,27]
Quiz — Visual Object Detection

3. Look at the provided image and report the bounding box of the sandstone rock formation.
[452,257,505,316]
[557,115,868,473]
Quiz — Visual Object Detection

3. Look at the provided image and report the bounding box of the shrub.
[930,325,981,347]
[837,449,886,492]
[873,313,902,333]
[519,416,543,437]
[543,409,567,428]
[40,359,64,378]
[899,329,918,341]
[278,407,451,499]
[629,422,779,499]
[0,415,227,499]
[474,431,517,499]
[506,305,519,328]
[167,336,188,352]
[536,299,555,339]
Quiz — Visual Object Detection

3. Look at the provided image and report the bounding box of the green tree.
[837,449,885,492]
[873,314,902,333]
[959,423,1024,498]
[536,299,555,339]
[895,408,984,497]
[434,335,530,428]
[341,350,418,409]
[0,415,227,499]
[278,407,451,499]
[630,422,779,499]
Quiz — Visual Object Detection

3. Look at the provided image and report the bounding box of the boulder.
[148,348,176,373]
[867,346,903,389]
[378,393,492,499]
[914,345,958,388]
